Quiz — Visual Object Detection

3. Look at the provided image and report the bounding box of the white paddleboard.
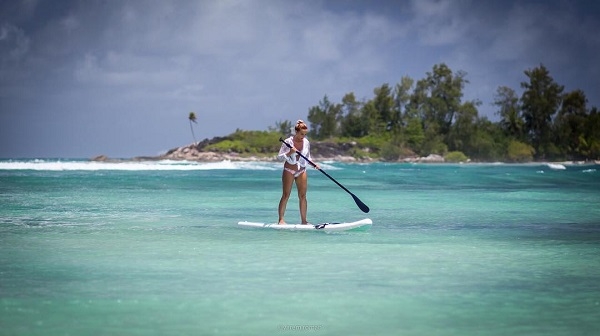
[237,218,372,232]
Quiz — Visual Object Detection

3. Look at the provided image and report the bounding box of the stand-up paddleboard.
[237,218,372,232]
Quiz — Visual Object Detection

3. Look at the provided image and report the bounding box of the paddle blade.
[352,194,370,213]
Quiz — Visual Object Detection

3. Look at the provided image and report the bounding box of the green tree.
[410,64,468,150]
[403,111,425,154]
[427,64,467,135]
[581,107,600,160]
[188,112,198,144]
[447,100,480,155]
[553,90,588,160]
[520,64,564,159]
[394,76,414,124]
[421,134,448,156]
[372,84,395,133]
[360,101,379,137]
[494,86,524,140]
[340,93,368,137]
[391,76,414,145]
[471,118,507,161]
[307,95,342,139]
[410,75,438,152]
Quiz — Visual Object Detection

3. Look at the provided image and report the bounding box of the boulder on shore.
[90,137,446,163]
[419,154,445,163]
[158,144,277,162]
[91,155,109,162]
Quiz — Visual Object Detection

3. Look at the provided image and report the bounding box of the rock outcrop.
[159,144,274,162]
[91,137,446,163]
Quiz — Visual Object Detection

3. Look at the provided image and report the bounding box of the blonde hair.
[294,119,308,134]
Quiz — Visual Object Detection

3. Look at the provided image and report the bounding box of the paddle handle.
[279,137,318,169]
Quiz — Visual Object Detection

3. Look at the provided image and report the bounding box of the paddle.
[279,137,370,213]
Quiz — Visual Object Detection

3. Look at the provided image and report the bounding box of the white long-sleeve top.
[277,136,312,168]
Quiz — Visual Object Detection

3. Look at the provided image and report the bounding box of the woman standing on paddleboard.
[277,120,320,224]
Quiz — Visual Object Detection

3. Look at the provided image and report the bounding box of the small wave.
[582,169,596,173]
[0,159,278,171]
[315,162,340,170]
[546,163,566,170]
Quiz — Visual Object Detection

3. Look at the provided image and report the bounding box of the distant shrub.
[355,134,391,153]
[205,140,251,153]
[420,137,448,157]
[507,140,535,162]
[205,130,282,154]
[379,143,415,161]
[348,148,374,160]
[380,143,402,161]
[445,151,469,163]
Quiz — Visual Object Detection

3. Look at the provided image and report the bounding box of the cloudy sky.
[1,0,599,158]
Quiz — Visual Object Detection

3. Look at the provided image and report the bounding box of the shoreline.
[83,139,600,166]
[91,152,452,164]
[88,153,599,166]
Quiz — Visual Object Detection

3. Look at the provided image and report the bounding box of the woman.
[277,120,320,224]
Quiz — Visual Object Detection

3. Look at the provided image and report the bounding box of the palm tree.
[188,112,198,145]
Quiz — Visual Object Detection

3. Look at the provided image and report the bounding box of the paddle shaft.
[279,137,370,213]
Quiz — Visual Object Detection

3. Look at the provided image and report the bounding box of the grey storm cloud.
[1,0,599,158]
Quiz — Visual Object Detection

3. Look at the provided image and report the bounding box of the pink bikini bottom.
[284,167,306,178]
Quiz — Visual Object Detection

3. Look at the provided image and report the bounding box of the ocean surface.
[1,159,599,336]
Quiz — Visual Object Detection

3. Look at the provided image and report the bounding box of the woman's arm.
[277,139,297,164]
[304,140,320,169]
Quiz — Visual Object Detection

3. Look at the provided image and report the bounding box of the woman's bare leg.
[278,170,295,224]
[296,171,308,224]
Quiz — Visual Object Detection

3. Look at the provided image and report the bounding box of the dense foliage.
[300,63,599,162]
[205,63,599,162]
[204,129,282,155]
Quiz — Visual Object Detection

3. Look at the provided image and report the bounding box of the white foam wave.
[315,162,340,170]
[546,163,566,170]
[0,159,278,171]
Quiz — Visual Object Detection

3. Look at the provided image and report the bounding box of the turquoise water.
[1,160,599,335]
